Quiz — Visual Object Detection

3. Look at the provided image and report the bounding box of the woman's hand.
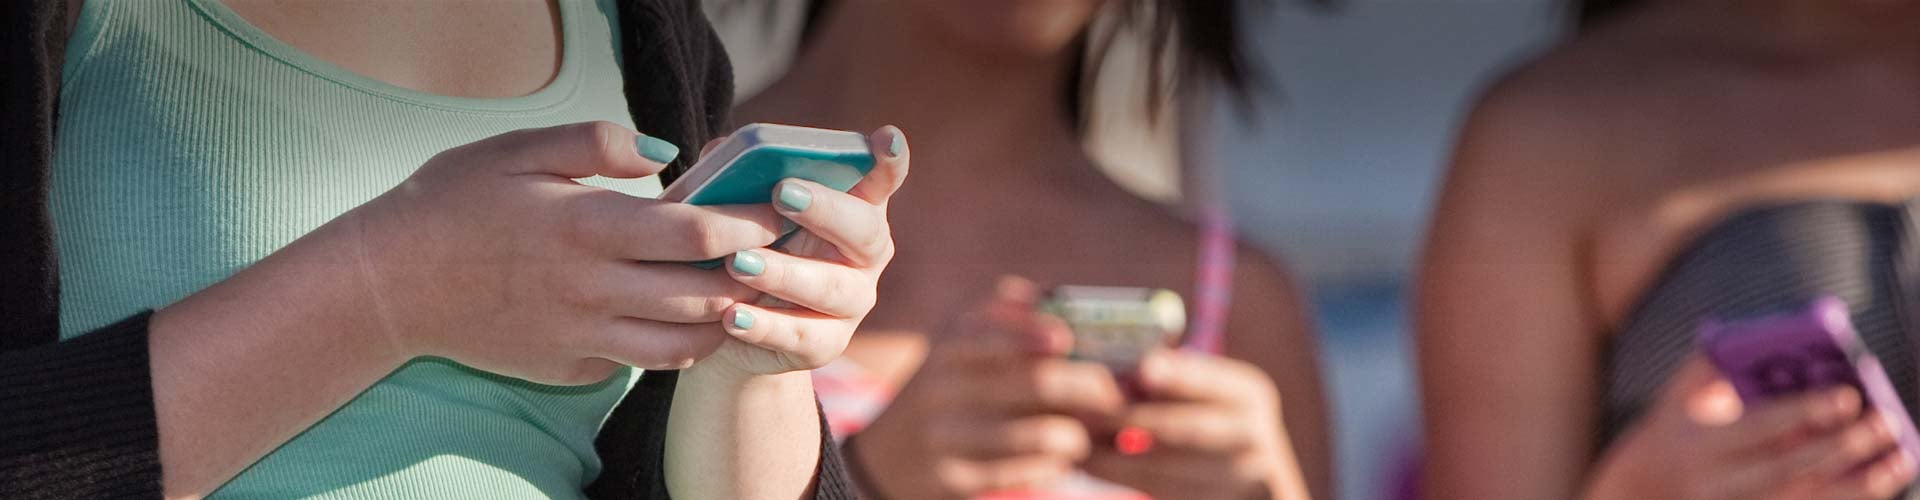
[663,126,912,500]
[1082,350,1307,500]
[1585,357,1915,500]
[351,121,785,384]
[699,126,911,377]
[148,121,786,496]
[849,278,1129,499]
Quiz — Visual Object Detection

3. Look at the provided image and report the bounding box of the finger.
[591,261,760,323]
[723,248,875,319]
[935,309,1073,368]
[591,317,730,370]
[1707,387,1860,454]
[970,359,1127,417]
[1135,350,1276,407]
[1827,449,1918,500]
[1785,410,1897,480]
[719,304,851,371]
[1663,356,1739,425]
[847,126,910,204]
[698,137,725,158]
[1110,402,1256,454]
[773,179,893,268]
[955,455,1075,494]
[929,414,1092,461]
[568,190,783,260]
[476,121,676,178]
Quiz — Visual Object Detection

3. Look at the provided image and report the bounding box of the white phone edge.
[659,123,870,203]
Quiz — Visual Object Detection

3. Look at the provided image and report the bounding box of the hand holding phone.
[1698,297,1920,467]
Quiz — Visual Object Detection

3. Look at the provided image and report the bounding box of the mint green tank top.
[51,1,654,497]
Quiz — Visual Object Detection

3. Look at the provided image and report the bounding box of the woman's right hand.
[347,121,784,384]
[1586,357,1915,500]
[849,278,1128,499]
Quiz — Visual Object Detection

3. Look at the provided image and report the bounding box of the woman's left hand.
[702,126,910,376]
[1084,350,1303,500]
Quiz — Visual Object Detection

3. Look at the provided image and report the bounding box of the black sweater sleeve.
[0,314,163,499]
[1,1,167,498]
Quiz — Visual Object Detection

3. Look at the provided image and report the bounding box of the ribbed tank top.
[1600,200,1920,499]
[50,1,654,497]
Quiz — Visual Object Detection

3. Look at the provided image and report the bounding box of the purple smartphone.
[1698,296,1920,465]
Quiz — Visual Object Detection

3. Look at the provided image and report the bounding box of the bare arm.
[1225,250,1332,500]
[149,214,404,498]
[1415,80,1608,500]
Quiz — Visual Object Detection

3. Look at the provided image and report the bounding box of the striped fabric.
[1600,200,1920,498]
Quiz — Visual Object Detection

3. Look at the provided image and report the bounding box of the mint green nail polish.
[731,250,766,276]
[730,309,756,330]
[887,131,905,158]
[776,183,813,212]
[636,135,680,164]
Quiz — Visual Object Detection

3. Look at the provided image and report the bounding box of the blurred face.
[893,0,1108,58]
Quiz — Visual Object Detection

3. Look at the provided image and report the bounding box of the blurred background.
[709,1,1563,499]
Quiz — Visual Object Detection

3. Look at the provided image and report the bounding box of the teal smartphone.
[662,123,875,267]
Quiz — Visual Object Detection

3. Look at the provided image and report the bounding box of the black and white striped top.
[1601,200,1920,483]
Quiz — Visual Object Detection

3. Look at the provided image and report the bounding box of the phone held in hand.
[1698,296,1920,465]
[662,123,875,267]
[1040,286,1186,375]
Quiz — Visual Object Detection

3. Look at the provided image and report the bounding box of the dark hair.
[800,0,1330,134]
[1576,0,1644,29]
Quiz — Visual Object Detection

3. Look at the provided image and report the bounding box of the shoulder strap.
[1184,205,1237,354]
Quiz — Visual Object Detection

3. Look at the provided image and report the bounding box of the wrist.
[155,214,414,373]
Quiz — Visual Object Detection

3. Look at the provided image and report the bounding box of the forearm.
[665,356,821,500]
[149,214,405,498]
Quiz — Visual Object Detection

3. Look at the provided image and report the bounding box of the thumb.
[1663,356,1744,427]
[477,121,679,179]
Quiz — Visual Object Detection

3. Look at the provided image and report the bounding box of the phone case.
[661,123,874,268]
[1697,296,1920,465]
[661,123,875,205]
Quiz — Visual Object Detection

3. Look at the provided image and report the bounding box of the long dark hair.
[1576,0,1644,29]
[800,0,1330,134]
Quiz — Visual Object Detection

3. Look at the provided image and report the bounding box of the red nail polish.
[1116,427,1153,456]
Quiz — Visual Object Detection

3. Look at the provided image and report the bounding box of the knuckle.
[699,294,739,320]
[554,272,610,312]
[579,121,628,162]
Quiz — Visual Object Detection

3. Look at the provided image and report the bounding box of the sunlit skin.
[1419,1,1920,499]
[738,0,1330,499]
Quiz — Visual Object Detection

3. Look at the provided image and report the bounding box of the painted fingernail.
[729,308,756,331]
[730,250,766,276]
[636,135,680,164]
[776,182,813,212]
[1115,427,1154,456]
[885,129,906,158]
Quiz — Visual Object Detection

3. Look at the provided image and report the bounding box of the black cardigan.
[0,1,853,498]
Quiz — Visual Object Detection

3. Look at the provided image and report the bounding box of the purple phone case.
[1698,297,1920,465]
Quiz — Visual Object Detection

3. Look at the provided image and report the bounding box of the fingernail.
[730,250,766,276]
[1115,427,1153,456]
[776,182,813,212]
[779,218,799,236]
[885,129,906,158]
[729,308,756,331]
[636,135,680,164]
